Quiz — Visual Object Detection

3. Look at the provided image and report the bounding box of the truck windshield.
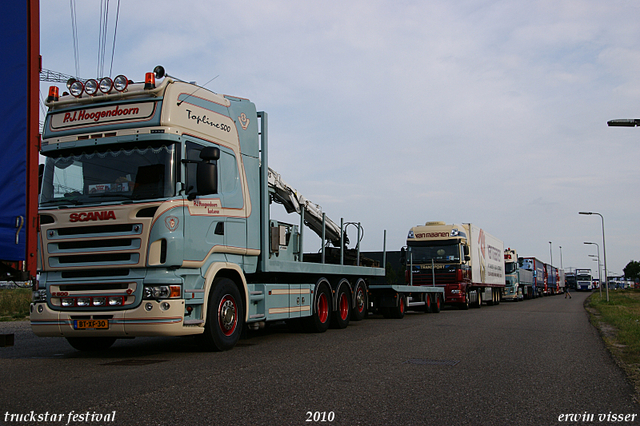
[40,143,176,205]
[505,262,517,274]
[407,243,460,263]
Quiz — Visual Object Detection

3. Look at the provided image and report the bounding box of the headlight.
[32,289,47,302]
[143,285,181,300]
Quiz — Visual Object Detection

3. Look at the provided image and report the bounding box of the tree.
[623,260,640,281]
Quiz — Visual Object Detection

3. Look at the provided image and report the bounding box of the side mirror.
[194,147,220,197]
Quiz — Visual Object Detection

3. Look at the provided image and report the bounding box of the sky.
[39,0,640,277]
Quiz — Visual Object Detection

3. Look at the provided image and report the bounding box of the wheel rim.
[400,298,405,314]
[317,292,329,323]
[339,292,349,320]
[426,295,431,308]
[218,294,238,336]
[355,288,365,313]
[436,295,441,310]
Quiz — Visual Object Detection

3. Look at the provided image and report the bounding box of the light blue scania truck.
[31,67,442,351]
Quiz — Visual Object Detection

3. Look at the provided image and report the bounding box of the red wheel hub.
[339,292,349,320]
[218,294,238,336]
[317,293,329,324]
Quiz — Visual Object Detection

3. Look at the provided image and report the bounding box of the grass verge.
[0,288,31,321]
[587,289,640,402]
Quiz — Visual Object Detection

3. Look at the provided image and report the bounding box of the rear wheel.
[390,294,406,319]
[305,282,332,333]
[431,293,441,313]
[331,285,351,329]
[424,293,432,313]
[351,280,368,321]
[66,337,116,352]
[201,277,244,351]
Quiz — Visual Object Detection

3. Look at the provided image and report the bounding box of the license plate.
[73,319,109,330]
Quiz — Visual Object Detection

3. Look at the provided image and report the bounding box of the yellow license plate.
[73,319,109,330]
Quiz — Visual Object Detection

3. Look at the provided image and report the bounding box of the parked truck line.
[31,67,443,351]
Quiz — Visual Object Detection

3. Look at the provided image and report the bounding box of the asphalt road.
[0,291,638,426]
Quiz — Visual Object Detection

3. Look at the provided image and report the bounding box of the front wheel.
[66,337,116,352]
[201,277,244,351]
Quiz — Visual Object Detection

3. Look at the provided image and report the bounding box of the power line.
[69,0,80,77]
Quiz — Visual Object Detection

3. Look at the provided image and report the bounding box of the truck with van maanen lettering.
[404,222,505,309]
[31,66,442,351]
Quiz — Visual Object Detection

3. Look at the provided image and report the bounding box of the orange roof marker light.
[46,86,59,102]
[144,72,155,90]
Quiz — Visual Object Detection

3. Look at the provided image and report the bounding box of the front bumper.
[30,300,203,337]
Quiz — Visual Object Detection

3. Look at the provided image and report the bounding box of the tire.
[431,293,441,313]
[351,279,368,321]
[304,282,332,333]
[201,277,244,351]
[331,285,351,329]
[390,294,406,319]
[460,291,470,310]
[66,337,116,352]
[424,292,432,313]
[474,290,482,308]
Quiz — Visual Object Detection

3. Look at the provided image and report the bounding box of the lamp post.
[579,212,608,302]
[559,246,563,270]
[585,242,602,298]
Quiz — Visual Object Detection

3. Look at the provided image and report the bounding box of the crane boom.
[268,168,346,247]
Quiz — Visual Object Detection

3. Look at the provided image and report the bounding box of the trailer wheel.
[390,294,406,319]
[351,280,368,321]
[431,293,441,313]
[474,290,482,308]
[424,293,432,313]
[304,282,331,333]
[66,337,116,352]
[201,277,243,351]
[331,285,351,329]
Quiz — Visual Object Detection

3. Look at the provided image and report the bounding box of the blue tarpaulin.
[0,3,28,261]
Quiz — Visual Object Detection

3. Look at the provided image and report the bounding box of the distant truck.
[404,222,505,309]
[31,66,442,351]
[503,248,533,300]
[520,257,546,298]
[575,269,593,291]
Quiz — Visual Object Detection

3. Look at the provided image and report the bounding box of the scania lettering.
[31,67,441,351]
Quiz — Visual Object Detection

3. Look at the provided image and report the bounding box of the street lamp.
[585,242,602,298]
[579,212,608,302]
[559,246,563,270]
[607,119,640,127]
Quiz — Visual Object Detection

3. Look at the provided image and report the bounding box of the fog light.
[61,298,75,307]
[108,296,123,306]
[145,302,153,312]
[77,298,91,307]
[92,297,106,307]
[37,305,44,313]
[160,302,170,311]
